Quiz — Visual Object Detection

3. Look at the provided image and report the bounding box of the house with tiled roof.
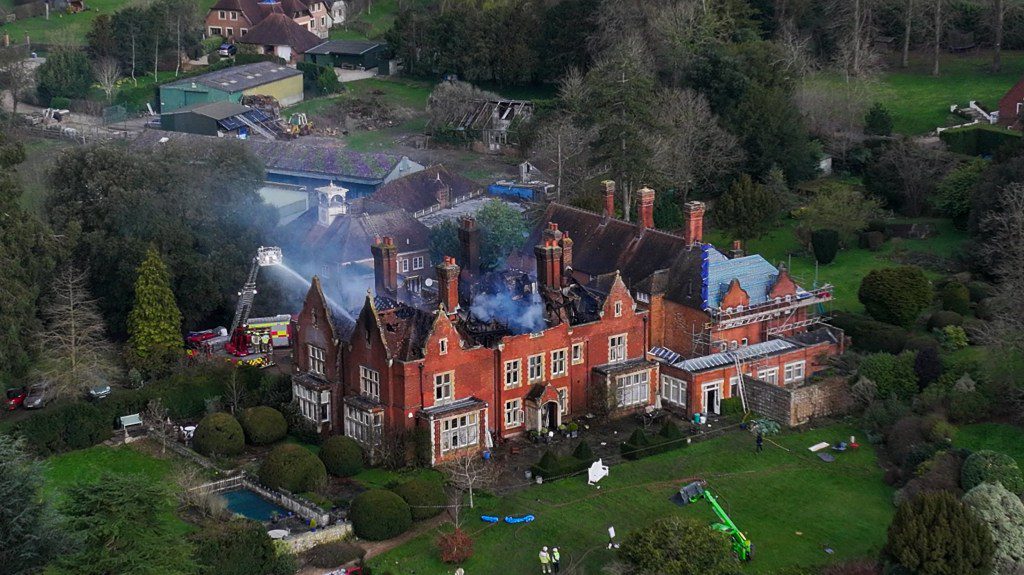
[371,164,485,217]
[206,0,329,43]
[236,11,323,63]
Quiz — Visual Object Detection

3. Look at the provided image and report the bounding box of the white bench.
[120,413,143,429]
[588,458,610,486]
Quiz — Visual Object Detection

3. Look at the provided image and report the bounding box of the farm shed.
[304,40,389,70]
[159,62,303,113]
[160,101,272,137]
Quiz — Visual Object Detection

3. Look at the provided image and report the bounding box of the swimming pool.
[222,489,289,522]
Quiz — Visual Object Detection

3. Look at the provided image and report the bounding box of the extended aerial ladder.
[671,480,753,561]
[224,246,283,356]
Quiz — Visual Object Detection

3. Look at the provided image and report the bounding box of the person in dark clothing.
[756,431,764,453]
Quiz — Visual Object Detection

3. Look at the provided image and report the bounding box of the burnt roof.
[371,165,483,213]
[373,296,438,361]
[237,12,322,52]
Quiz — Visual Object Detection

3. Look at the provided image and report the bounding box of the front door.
[702,382,721,415]
[544,401,560,430]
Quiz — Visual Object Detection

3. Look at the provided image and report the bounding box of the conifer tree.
[885,491,993,575]
[127,246,182,373]
[714,174,779,243]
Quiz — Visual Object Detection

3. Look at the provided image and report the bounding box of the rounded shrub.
[193,412,245,457]
[349,489,412,541]
[858,266,933,328]
[962,450,1024,493]
[258,444,327,493]
[239,406,287,446]
[319,436,364,477]
[572,441,595,462]
[949,390,991,424]
[928,310,963,331]
[811,229,840,264]
[940,282,971,315]
[392,478,446,520]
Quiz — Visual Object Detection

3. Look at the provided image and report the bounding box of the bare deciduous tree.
[903,0,915,68]
[931,0,947,76]
[224,370,244,415]
[34,265,119,399]
[978,183,1024,353]
[531,114,597,201]
[830,0,882,79]
[93,58,121,103]
[646,88,743,202]
[439,454,499,509]
[144,398,172,454]
[426,80,501,134]
[0,45,34,118]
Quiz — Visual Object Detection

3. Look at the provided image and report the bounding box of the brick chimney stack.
[683,201,706,246]
[638,187,655,229]
[370,236,398,295]
[602,180,616,218]
[534,238,563,291]
[729,240,744,259]
[559,231,573,285]
[457,216,480,276]
[436,256,461,313]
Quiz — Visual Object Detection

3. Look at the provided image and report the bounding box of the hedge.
[305,541,365,569]
[392,478,446,520]
[831,311,908,354]
[239,406,288,446]
[962,450,1024,494]
[928,310,964,331]
[939,123,1022,156]
[621,422,687,460]
[349,490,412,541]
[319,436,364,477]
[258,444,327,493]
[13,401,113,456]
[193,412,245,457]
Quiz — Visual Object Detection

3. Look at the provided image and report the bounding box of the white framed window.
[210,26,222,36]
[218,10,226,18]
[729,376,740,397]
[616,371,650,407]
[229,11,237,20]
[308,345,325,375]
[441,413,479,452]
[434,372,453,403]
[571,342,584,364]
[757,367,779,385]
[614,300,623,317]
[784,361,806,384]
[226,27,233,36]
[551,349,567,377]
[344,405,381,444]
[240,28,247,35]
[557,388,568,413]
[294,385,330,423]
[504,399,523,428]
[661,374,686,406]
[439,338,448,355]
[609,334,627,363]
[504,359,521,389]
[741,338,748,346]
[413,256,424,270]
[400,258,410,273]
[359,365,380,400]
[321,16,326,26]
[407,276,421,293]
[528,354,544,382]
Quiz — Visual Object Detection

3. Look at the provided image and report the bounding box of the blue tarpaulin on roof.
[488,184,536,200]
[705,254,782,310]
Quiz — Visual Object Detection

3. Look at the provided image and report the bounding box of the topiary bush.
[962,450,1024,494]
[392,478,446,520]
[831,311,908,354]
[940,282,971,315]
[193,412,245,457]
[927,310,963,331]
[812,229,840,264]
[349,489,412,541]
[858,266,933,328]
[859,352,918,400]
[318,436,364,477]
[239,406,288,446]
[258,444,327,493]
[962,482,1024,575]
[572,441,595,463]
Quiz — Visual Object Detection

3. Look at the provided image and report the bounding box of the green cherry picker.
[670,480,754,561]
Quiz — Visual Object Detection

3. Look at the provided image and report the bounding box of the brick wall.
[743,375,852,426]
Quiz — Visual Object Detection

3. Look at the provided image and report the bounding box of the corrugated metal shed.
[673,339,797,373]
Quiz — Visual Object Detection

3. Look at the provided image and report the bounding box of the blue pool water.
[222,489,289,522]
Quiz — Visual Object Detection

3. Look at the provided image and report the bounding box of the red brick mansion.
[290,182,845,464]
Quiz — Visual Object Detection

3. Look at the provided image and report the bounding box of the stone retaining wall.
[743,375,852,426]
[282,523,353,553]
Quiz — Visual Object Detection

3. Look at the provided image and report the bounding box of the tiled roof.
[237,12,322,53]
[702,248,808,311]
[281,201,430,265]
[372,165,483,213]
[673,339,797,373]
[163,62,301,93]
[209,0,312,26]
[420,397,488,418]
[373,298,437,361]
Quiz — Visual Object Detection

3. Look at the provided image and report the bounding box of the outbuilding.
[159,101,273,137]
[159,62,303,113]
[304,40,389,70]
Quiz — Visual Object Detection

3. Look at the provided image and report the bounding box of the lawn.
[706,214,968,314]
[956,423,1024,469]
[328,0,432,41]
[370,423,894,574]
[43,443,194,536]
[806,50,1024,135]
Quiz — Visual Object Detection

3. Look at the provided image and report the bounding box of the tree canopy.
[0,436,64,575]
[885,491,993,575]
[127,246,183,374]
[714,174,779,242]
[618,516,737,575]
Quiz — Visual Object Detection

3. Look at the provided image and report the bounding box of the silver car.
[23,383,52,409]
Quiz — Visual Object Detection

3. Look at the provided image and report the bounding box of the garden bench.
[120,413,143,429]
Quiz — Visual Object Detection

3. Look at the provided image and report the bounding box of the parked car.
[5,387,27,410]
[23,383,52,409]
[218,43,237,57]
[87,384,111,401]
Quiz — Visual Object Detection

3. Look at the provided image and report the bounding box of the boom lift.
[671,480,753,561]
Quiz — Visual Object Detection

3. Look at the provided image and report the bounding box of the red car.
[5,387,27,411]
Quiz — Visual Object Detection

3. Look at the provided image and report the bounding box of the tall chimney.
[559,231,573,286]
[638,187,655,229]
[436,256,461,313]
[434,173,451,209]
[602,180,615,218]
[683,201,706,246]
[729,240,744,259]
[534,239,563,291]
[457,216,480,276]
[370,236,398,295]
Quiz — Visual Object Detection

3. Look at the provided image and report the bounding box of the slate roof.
[372,165,483,213]
[673,339,798,373]
[305,39,386,55]
[281,200,430,265]
[237,12,322,53]
[163,62,301,93]
[209,0,315,26]
[704,251,784,310]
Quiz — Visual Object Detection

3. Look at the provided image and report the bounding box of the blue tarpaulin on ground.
[489,184,536,200]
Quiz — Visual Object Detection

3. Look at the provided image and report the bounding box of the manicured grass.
[706,215,967,314]
[806,50,1024,135]
[352,466,443,490]
[956,423,1024,469]
[328,0,432,41]
[370,423,894,574]
[43,443,193,536]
